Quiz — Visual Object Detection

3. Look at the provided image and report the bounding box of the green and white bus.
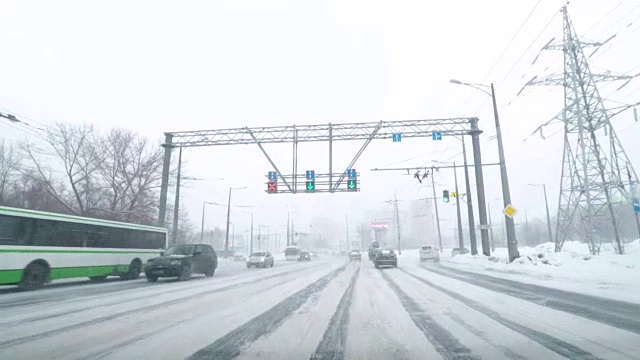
[0,206,167,290]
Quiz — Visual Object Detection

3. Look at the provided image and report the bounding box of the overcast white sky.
[1,0,639,244]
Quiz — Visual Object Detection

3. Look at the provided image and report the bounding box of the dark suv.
[145,244,217,282]
[374,248,398,269]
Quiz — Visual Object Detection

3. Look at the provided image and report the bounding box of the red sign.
[370,223,388,229]
[267,181,277,193]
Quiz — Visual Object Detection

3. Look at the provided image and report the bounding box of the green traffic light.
[443,190,450,203]
[306,181,315,192]
[347,180,357,191]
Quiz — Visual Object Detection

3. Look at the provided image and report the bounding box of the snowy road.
[2,257,640,360]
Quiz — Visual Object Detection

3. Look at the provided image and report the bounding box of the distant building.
[409,199,435,247]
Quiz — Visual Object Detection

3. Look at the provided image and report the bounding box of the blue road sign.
[432,131,442,140]
[347,168,357,179]
[392,133,402,142]
[268,171,277,181]
[306,170,315,180]
[634,198,640,213]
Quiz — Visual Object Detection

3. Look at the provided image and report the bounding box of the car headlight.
[170,260,181,265]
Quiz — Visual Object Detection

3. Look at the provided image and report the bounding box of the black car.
[349,250,362,261]
[374,248,397,269]
[297,251,311,261]
[145,244,217,282]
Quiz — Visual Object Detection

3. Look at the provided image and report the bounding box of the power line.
[480,0,545,86]
[456,0,551,120]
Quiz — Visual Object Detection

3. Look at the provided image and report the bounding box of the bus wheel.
[121,260,141,280]
[19,262,49,291]
[89,276,108,282]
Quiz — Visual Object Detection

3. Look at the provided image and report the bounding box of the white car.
[419,246,440,262]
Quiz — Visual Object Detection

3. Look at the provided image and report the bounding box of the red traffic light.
[267,181,277,193]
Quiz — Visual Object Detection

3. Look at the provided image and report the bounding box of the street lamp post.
[430,167,444,252]
[529,183,553,244]
[225,186,247,255]
[450,79,519,262]
[200,201,218,242]
[172,147,184,244]
[461,138,478,254]
[453,162,464,250]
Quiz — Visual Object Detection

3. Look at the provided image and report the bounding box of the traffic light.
[347,179,357,191]
[443,190,450,203]
[306,180,315,192]
[267,181,277,193]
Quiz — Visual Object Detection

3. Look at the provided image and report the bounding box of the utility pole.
[257,226,261,251]
[431,168,443,252]
[450,79,512,258]
[231,223,235,252]
[628,165,640,238]
[224,187,232,255]
[286,212,290,247]
[266,226,270,252]
[542,184,553,244]
[488,203,495,251]
[345,213,349,252]
[171,146,183,244]
[394,195,402,255]
[461,137,478,254]
[454,162,464,250]
[291,220,295,246]
[250,213,254,254]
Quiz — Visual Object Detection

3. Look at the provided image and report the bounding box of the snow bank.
[440,240,640,302]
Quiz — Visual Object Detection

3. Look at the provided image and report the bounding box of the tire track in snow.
[1,262,329,328]
[310,266,360,360]
[443,311,528,360]
[401,269,604,360]
[379,270,480,360]
[0,264,333,349]
[187,263,350,360]
[422,264,640,335]
[78,318,191,360]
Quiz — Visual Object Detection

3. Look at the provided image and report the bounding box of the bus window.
[0,215,28,245]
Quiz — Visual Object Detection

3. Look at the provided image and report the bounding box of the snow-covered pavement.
[1,255,640,360]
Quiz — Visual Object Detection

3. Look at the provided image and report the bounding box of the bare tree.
[0,140,20,205]
[21,123,104,215]
[97,129,164,224]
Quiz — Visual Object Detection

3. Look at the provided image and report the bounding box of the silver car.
[247,252,274,268]
[419,246,440,262]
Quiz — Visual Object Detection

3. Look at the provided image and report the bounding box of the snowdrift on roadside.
[439,240,640,301]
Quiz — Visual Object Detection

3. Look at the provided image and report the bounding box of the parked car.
[419,246,440,262]
[349,250,362,261]
[145,244,217,282]
[297,251,311,261]
[374,248,397,269]
[451,247,470,257]
[233,255,246,262]
[247,252,274,268]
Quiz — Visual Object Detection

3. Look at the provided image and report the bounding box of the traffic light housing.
[306,180,315,192]
[347,179,357,191]
[443,190,450,203]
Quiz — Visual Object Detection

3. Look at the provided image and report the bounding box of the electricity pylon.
[522,5,640,255]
